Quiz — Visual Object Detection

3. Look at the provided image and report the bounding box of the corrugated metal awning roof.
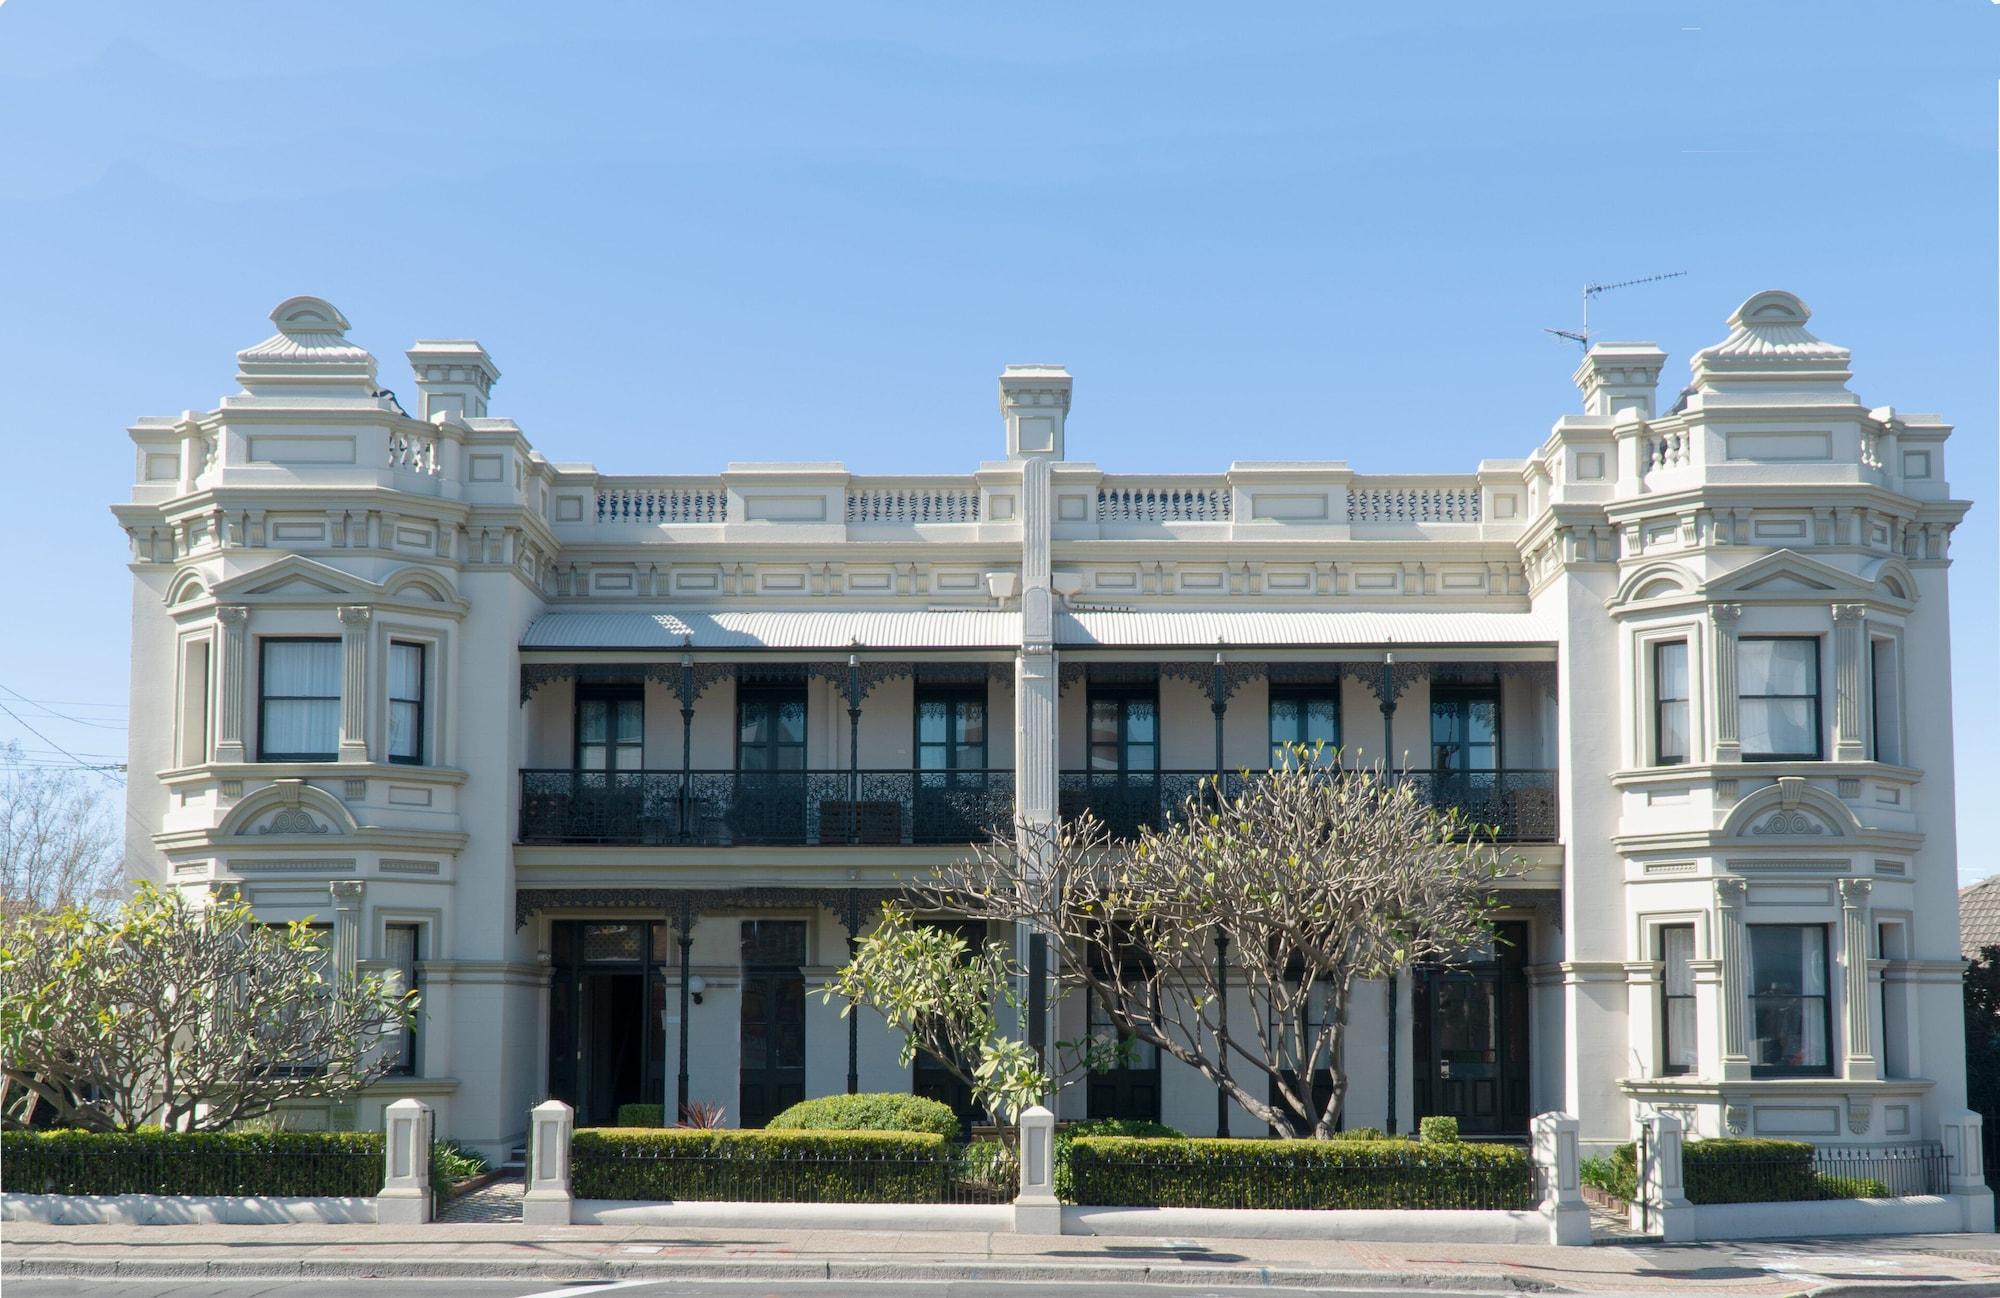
[522,606,1556,652]
[521,609,1020,651]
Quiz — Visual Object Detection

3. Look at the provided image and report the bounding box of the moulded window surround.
[177,636,212,768]
[1747,923,1833,1078]
[388,641,426,766]
[1869,636,1902,765]
[1659,923,1696,1076]
[385,922,423,1076]
[257,638,342,763]
[1738,636,1822,762]
[1653,640,1690,766]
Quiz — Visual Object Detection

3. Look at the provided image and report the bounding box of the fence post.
[1640,1112,1691,1242]
[376,1097,433,1224]
[1014,1104,1061,1235]
[1531,1111,1590,1245]
[522,1099,575,1226]
[1938,1109,1996,1232]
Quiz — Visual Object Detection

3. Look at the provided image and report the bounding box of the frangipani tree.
[0,883,415,1131]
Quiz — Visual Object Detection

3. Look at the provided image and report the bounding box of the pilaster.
[1708,603,1742,762]
[214,605,249,763]
[337,604,372,762]
[1832,604,1868,762]
[1715,877,1751,1080]
[1840,876,1877,1080]
[330,879,365,979]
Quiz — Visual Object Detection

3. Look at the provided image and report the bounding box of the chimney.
[1572,342,1667,418]
[998,364,1072,460]
[406,339,501,421]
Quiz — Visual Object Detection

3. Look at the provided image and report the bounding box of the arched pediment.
[1702,549,1875,603]
[1612,561,1698,608]
[1860,555,1918,606]
[1719,776,1862,841]
[382,568,455,604]
[216,779,359,839]
[166,569,211,606]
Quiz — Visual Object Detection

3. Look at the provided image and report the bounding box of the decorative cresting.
[1068,658,1553,708]
[1096,484,1232,523]
[845,486,981,524]
[518,658,1008,706]
[1346,487,1481,523]
[596,483,728,524]
[513,884,901,931]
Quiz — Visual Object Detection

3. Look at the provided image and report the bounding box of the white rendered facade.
[116,291,1969,1159]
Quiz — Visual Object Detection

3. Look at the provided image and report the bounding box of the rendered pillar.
[376,1097,433,1224]
[522,1099,574,1226]
[1640,1111,1691,1242]
[1531,1111,1590,1246]
[1014,1104,1061,1234]
[1839,877,1878,1081]
[214,605,249,762]
[337,604,372,762]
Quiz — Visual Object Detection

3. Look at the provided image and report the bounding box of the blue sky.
[1,3,1993,877]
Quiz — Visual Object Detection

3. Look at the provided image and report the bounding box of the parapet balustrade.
[386,429,440,475]
[845,484,981,524]
[1347,486,1482,524]
[596,481,729,524]
[1097,481,1233,523]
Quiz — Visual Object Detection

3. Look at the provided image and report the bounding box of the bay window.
[1738,637,1821,761]
[258,639,341,762]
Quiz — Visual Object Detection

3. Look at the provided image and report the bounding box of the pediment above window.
[1701,549,1877,604]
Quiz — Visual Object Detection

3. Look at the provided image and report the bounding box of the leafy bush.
[0,1128,385,1197]
[1066,1135,1534,1210]
[1052,1118,1185,1203]
[614,1104,664,1128]
[1580,1152,1636,1202]
[1419,1115,1461,1144]
[955,1138,1018,1194]
[571,1128,949,1202]
[1815,1173,1891,1199]
[1605,1138,1889,1204]
[1334,1126,1388,1141]
[431,1139,489,1210]
[766,1092,960,1140]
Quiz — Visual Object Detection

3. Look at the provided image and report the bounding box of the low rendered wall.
[1658,1194,1977,1243]
[1063,1204,1554,1244]
[2,1193,377,1226]
[573,1200,1011,1231]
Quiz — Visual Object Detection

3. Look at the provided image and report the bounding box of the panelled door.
[1413,921,1529,1137]
[1082,688,1159,836]
[914,687,989,843]
[573,686,644,839]
[910,918,989,1137]
[738,920,807,1129]
[1430,685,1501,823]
[734,686,807,843]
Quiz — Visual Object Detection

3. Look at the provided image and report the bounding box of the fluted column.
[1715,877,1750,1079]
[1832,604,1868,762]
[214,605,250,762]
[1840,877,1877,1080]
[337,605,372,762]
[330,879,365,978]
[1709,603,1742,762]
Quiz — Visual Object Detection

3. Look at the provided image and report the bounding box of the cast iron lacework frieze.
[515,885,902,932]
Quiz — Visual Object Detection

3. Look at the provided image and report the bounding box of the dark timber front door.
[735,686,807,843]
[738,920,807,1128]
[1414,920,1529,1137]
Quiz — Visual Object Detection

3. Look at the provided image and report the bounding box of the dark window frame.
[1086,686,1160,775]
[1738,635,1823,762]
[914,684,988,774]
[1747,922,1835,1079]
[385,922,424,1076]
[1268,683,1341,767]
[388,641,427,767]
[257,637,342,763]
[1658,923,1696,1076]
[1653,640,1690,766]
[1429,683,1502,773]
[574,684,645,773]
[735,684,808,773]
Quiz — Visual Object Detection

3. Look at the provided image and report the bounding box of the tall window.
[258,639,341,762]
[1738,637,1820,761]
[1870,638,1901,764]
[1431,687,1500,772]
[576,687,643,772]
[385,923,422,1075]
[1269,686,1339,766]
[388,642,426,765]
[736,687,806,770]
[1654,641,1690,765]
[1088,691,1158,773]
[1659,924,1696,1075]
[1748,924,1831,1076]
[916,687,986,774]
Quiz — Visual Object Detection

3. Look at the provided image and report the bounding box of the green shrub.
[1066,1135,1534,1211]
[571,1128,949,1202]
[1604,1138,1886,1205]
[1580,1152,1637,1202]
[431,1139,489,1210]
[766,1093,960,1140]
[1419,1115,1461,1144]
[614,1104,665,1128]
[1334,1126,1388,1141]
[1815,1173,1890,1199]
[955,1138,1018,1194]
[0,1128,385,1198]
[1052,1118,1186,1203]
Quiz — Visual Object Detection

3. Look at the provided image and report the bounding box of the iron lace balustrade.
[518,769,1015,847]
[1057,768,1558,841]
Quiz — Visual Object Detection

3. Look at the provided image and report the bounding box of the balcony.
[1060,768,1558,842]
[518,769,1014,847]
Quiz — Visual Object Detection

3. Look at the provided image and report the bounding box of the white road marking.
[518,1281,655,1298]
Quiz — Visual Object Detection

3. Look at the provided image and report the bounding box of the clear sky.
[1,3,1993,877]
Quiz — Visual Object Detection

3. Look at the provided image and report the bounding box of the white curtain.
[262,641,341,756]
[389,643,423,759]
[1663,926,1697,1070]
[1799,927,1829,1066]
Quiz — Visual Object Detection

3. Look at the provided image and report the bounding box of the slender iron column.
[1215,930,1231,1137]
[847,654,863,844]
[676,897,695,1120]
[678,653,695,844]
[845,890,861,1094]
[1380,649,1400,1136]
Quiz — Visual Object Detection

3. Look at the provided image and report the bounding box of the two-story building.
[115,290,1970,1159]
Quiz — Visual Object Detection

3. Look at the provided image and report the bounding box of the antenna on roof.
[1543,271,1687,352]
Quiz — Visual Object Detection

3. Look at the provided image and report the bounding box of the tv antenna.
[1543,271,1687,351]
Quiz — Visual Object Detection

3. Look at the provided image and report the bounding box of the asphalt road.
[4,1281,1506,1298]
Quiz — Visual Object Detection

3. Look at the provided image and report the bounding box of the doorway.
[1413,920,1529,1137]
[546,920,668,1128]
[738,920,807,1129]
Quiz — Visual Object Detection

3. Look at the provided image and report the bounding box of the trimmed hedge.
[1066,1135,1535,1211]
[766,1092,960,1140]
[570,1127,950,1202]
[0,1129,385,1198]
[1606,1138,1890,1204]
[1419,1115,1461,1144]
[614,1104,665,1128]
[1052,1118,1185,1203]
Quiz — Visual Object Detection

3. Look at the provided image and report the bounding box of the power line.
[0,699,127,789]
[0,684,129,730]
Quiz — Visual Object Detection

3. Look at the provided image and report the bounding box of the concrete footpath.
[6,1220,2000,1296]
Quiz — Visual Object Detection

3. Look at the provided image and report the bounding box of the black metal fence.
[0,1139,385,1199]
[1691,1145,1950,1203]
[570,1142,1017,1205]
